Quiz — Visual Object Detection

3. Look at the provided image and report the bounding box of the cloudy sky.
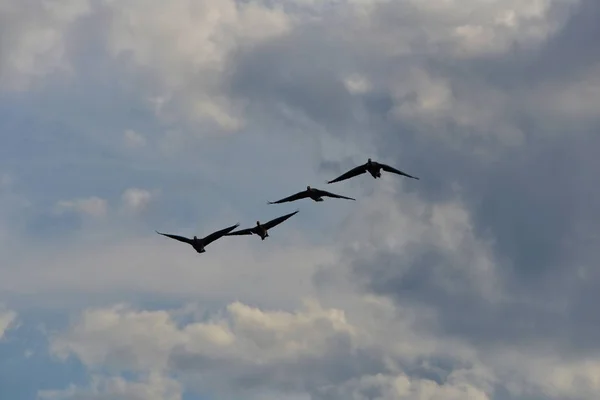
[1,0,600,399]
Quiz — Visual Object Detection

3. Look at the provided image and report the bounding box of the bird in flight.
[327,158,419,184]
[155,223,239,254]
[268,186,355,204]
[225,210,299,240]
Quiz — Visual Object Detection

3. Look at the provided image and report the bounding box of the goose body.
[226,210,299,240]
[327,158,419,184]
[268,186,355,204]
[155,223,239,254]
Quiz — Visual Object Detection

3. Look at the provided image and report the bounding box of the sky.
[1,0,599,399]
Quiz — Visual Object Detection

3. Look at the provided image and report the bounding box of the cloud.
[122,129,146,148]
[56,197,108,218]
[334,0,600,356]
[50,300,354,371]
[0,0,92,90]
[1,0,292,130]
[0,306,17,339]
[48,290,600,400]
[48,298,495,399]
[99,0,292,131]
[3,227,335,308]
[121,188,154,214]
[37,373,182,400]
[2,0,600,399]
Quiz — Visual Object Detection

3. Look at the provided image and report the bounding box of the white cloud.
[102,0,292,131]
[121,188,154,213]
[396,0,566,55]
[322,371,493,400]
[343,74,372,94]
[50,299,355,372]
[49,298,495,399]
[384,65,526,148]
[332,182,502,300]
[56,196,108,218]
[38,373,182,400]
[488,349,600,400]
[123,129,146,148]
[39,188,508,398]
[47,288,600,400]
[1,0,291,128]
[0,0,92,90]
[0,306,17,339]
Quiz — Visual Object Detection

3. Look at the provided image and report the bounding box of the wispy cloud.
[122,129,146,149]
[55,197,108,218]
[121,188,155,214]
[0,306,17,339]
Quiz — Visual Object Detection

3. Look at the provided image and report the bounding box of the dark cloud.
[351,245,575,350]
[226,0,600,358]
[348,0,600,356]
[532,0,600,81]
[229,23,360,134]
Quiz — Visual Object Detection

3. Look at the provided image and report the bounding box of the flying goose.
[268,186,355,204]
[155,223,239,254]
[327,158,419,184]
[225,210,299,240]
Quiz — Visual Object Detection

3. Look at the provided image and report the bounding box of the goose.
[327,158,419,184]
[225,210,299,240]
[268,186,355,204]
[155,223,239,254]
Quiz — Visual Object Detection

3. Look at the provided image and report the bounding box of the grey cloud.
[0,0,92,90]
[352,246,573,349]
[169,331,388,398]
[172,333,493,400]
[229,23,360,134]
[345,0,600,356]
[51,297,499,400]
[7,0,600,399]
[531,0,600,81]
[228,0,600,364]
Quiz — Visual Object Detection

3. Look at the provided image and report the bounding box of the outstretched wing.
[267,190,309,204]
[202,223,240,245]
[155,231,192,245]
[225,227,255,236]
[314,189,356,201]
[326,164,367,184]
[379,163,419,180]
[263,210,299,230]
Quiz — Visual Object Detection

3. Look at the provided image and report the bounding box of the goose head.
[256,221,261,226]
[367,158,372,165]
[307,185,311,191]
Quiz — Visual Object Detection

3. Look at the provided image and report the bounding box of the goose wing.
[201,223,240,245]
[155,231,193,245]
[267,190,309,204]
[379,163,419,180]
[314,188,355,201]
[263,210,299,230]
[225,227,255,236]
[326,163,367,184]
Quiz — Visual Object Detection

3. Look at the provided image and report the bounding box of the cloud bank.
[0,0,599,399]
